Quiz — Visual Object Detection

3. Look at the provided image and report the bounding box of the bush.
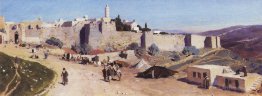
[81,43,92,54]
[148,43,160,56]
[127,42,139,50]
[71,43,92,54]
[134,47,147,58]
[46,37,63,48]
[171,52,180,61]
[182,46,199,56]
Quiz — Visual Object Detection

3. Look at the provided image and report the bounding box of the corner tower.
[105,4,110,18]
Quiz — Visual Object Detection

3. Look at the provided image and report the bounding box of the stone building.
[204,36,221,48]
[123,20,139,32]
[141,31,154,49]
[184,34,206,49]
[0,16,5,30]
[0,4,221,52]
[187,65,262,92]
[0,16,6,44]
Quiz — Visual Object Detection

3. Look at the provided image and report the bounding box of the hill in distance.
[200,25,262,59]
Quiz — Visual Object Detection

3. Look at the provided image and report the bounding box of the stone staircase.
[246,76,262,92]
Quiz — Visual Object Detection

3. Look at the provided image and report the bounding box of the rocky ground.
[0,44,261,96]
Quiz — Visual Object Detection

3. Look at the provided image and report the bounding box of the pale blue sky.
[1,0,262,32]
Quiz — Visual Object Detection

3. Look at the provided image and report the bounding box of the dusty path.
[0,62,21,96]
[0,45,259,96]
[5,64,21,96]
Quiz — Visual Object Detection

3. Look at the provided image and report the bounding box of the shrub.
[72,43,92,54]
[127,42,139,50]
[182,46,199,56]
[134,47,147,58]
[46,37,63,48]
[80,43,92,54]
[148,43,160,56]
[171,52,181,61]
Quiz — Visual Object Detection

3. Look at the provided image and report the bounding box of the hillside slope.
[168,49,262,74]
[0,52,55,96]
[201,25,262,59]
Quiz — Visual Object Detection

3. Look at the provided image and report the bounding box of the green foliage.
[142,23,151,32]
[114,15,132,31]
[148,43,159,56]
[0,52,55,96]
[182,46,199,56]
[137,25,143,31]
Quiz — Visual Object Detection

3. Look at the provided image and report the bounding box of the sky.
[1,0,262,32]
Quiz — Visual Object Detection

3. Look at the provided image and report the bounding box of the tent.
[132,59,151,71]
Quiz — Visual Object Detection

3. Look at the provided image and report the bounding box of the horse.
[102,66,122,82]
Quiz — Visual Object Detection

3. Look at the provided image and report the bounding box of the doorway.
[15,33,19,44]
[0,35,2,44]
[225,78,229,89]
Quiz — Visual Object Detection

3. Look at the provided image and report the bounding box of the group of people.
[102,60,122,82]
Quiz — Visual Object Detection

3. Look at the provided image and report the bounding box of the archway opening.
[0,35,2,44]
[15,33,19,44]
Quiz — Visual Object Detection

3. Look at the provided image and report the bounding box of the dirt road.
[0,45,258,96]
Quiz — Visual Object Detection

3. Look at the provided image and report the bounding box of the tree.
[148,43,159,56]
[142,22,151,32]
[137,25,142,31]
[115,15,124,31]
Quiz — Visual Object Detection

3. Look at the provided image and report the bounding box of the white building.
[187,65,262,92]
[123,20,139,32]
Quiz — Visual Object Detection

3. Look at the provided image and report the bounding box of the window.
[203,72,207,78]
[193,72,196,78]
[235,80,239,88]
[198,72,201,79]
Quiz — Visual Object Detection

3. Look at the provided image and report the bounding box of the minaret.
[105,4,110,18]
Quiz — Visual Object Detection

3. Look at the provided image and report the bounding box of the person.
[205,76,210,89]
[61,68,69,85]
[102,65,109,82]
[242,66,247,77]
[44,51,49,59]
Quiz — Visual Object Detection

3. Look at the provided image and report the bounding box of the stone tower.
[105,4,110,18]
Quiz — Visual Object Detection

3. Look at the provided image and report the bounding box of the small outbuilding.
[186,65,262,92]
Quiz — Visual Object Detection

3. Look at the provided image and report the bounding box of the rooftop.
[190,65,229,70]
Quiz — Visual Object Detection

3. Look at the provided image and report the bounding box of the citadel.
[0,4,221,51]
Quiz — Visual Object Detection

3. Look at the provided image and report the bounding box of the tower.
[105,4,110,18]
